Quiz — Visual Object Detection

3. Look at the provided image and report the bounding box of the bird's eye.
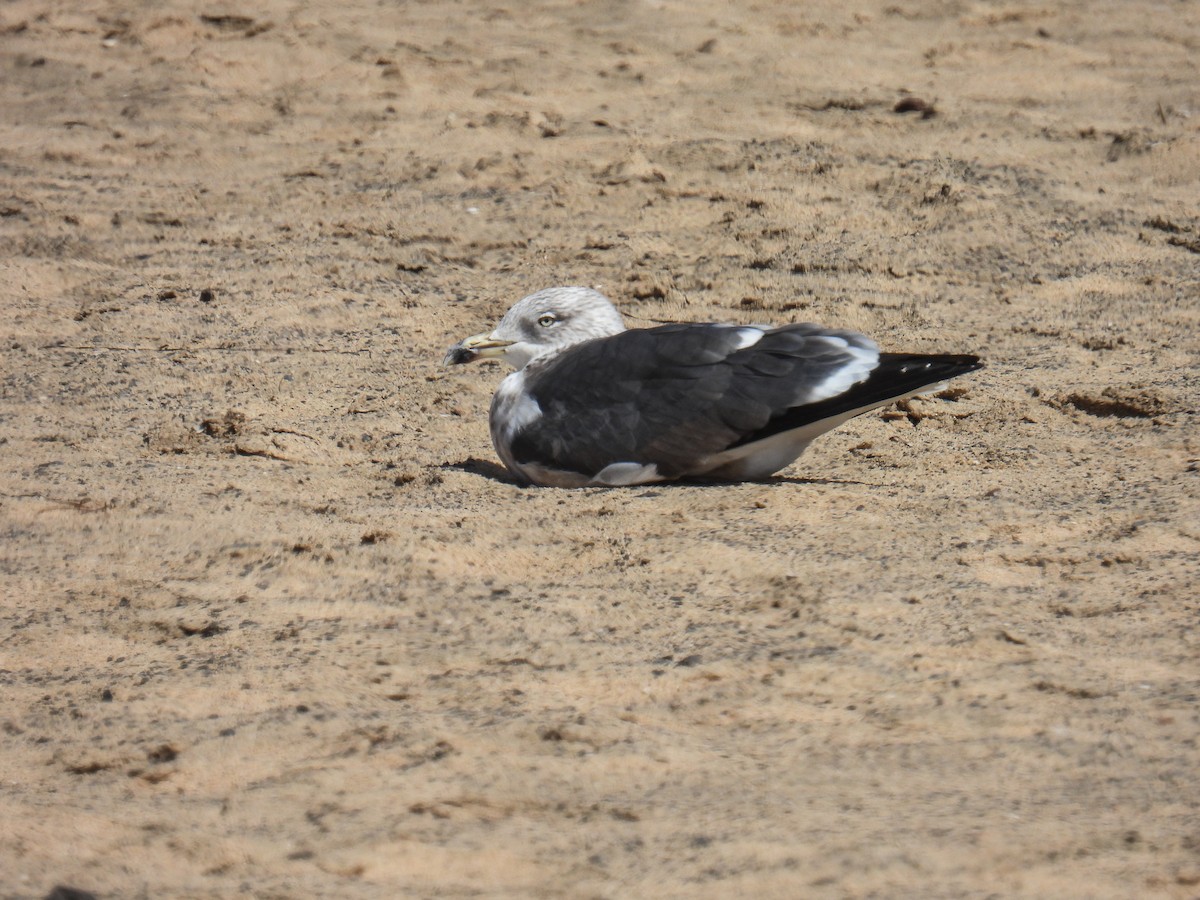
[537,313,557,327]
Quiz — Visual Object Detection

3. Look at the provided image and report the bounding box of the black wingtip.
[883,352,984,380]
[730,351,984,448]
[871,353,985,400]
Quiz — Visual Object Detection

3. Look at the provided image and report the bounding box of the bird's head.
[443,286,627,370]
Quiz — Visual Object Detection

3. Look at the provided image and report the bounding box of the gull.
[444,286,982,487]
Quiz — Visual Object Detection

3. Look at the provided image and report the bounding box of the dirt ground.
[2,1,1198,897]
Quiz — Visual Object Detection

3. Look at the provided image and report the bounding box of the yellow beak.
[443,333,514,366]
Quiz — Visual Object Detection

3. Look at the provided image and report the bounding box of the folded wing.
[502,322,982,482]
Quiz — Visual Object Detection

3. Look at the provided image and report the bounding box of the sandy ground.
[2,1,1199,897]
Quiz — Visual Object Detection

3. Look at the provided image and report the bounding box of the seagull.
[444,286,982,487]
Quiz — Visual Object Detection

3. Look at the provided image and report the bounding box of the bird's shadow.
[441,458,524,484]
[440,458,871,489]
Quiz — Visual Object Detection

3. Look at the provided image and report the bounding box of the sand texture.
[2,1,1198,897]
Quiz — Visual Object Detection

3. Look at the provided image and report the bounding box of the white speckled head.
[446,286,627,369]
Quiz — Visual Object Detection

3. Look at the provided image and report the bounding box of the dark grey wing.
[507,323,886,479]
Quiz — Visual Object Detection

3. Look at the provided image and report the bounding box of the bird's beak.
[443,333,514,366]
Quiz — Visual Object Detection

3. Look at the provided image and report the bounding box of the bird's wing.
[503,322,899,479]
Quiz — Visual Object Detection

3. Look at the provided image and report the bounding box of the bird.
[443,286,982,487]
